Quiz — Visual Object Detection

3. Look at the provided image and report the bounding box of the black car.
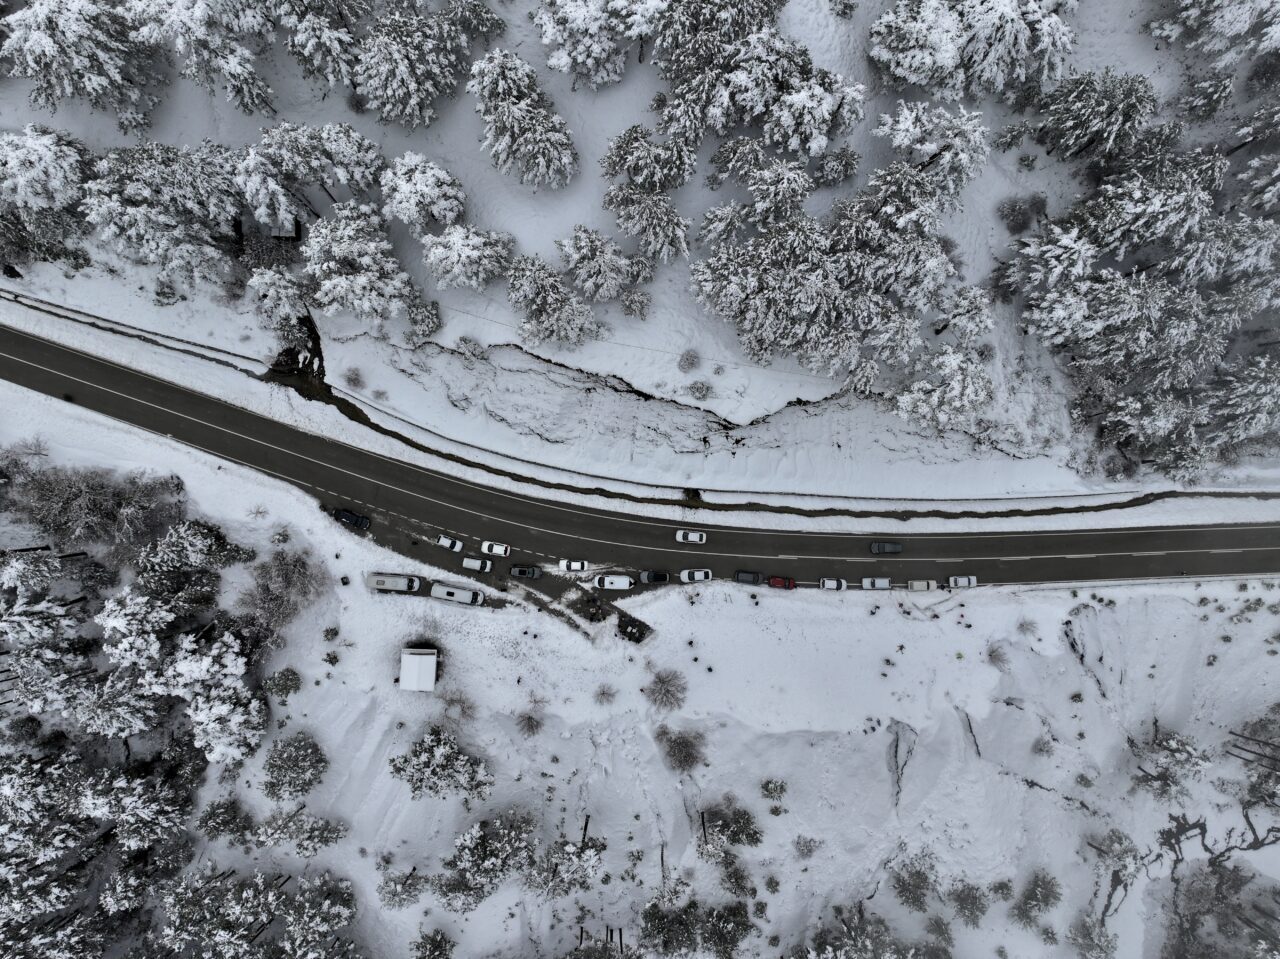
[510,564,543,580]
[640,570,670,584]
[870,541,903,555]
[332,507,371,530]
[734,570,763,585]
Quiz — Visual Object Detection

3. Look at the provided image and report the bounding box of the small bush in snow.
[526,833,608,898]
[926,915,954,947]
[377,863,429,909]
[388,725,494,801]
[793,835,822,860]
[413,930,456,959]
[263,667,301,703]
[594,683,618,704]
[516,711,544,737]
[342,368,365,389]
[687,381,711,401]
[997,194,1047,235]
[644,669,688,710]
[429,812,538,912]
[1010,869,1061,928]
[656,725,705,772]
[1067,914,1117,959]
[760,779,787,801]
[948,880,990,928]
[678,349,700,373]
[262,731,328,801]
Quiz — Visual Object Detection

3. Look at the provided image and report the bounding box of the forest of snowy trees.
[0,0,1278,466]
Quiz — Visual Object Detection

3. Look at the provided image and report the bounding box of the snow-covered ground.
[5,365,1280,959]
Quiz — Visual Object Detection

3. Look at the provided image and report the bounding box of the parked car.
[332,507,370,530]
[860,577,892,590]
[948,575,978,588]
[594,574,635,590]
[435,534,464,552]
[819,578,847,591]
[675,529,707,544]
[559,559,588,572]
[907,579,938,591]
[870,541,903,554]
[428,583,484,606]
[767,575,797,590]
[365,573,420,593]
[680,568,713,583]
[462,557,493,573]
[481,541,511,557]
[511,564,543,579]
[640,570,670,584]
[734,570,762,585]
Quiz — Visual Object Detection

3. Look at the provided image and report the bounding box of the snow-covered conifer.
[161,870,287,958]
[556,226,642,300]
[1152,0,1280,69]
[1038,69,1157,160]
[1017,224,1098,288]
[388,726,494,801]
[0,596,80,648]
[507,255,603,346]
[1203,356,1280,447]
[302,202,414,328]
[378,864,429,909]
[274,0,366,87]
[468,51,579,188]
[248,267,313,334]
[79,771,188,851]
[0,551,62,596]
[1,0,155,127]
[895,344,993,430]
[600,125,698,192]
[533,0,629,89]
[873,101,989,201]
[424,226,514,290]
[1239,154,1280,212]
[0,126,89,214]
[745,160,813,227]
[381,155,466,236]
[254,808,348,858]
[526,834,607,898]
[603,184,690,261]
[278,873,359,958]
[258,122,385,196]
[429,812,538,911]
[869,0,966,99]
[262,731,329,801]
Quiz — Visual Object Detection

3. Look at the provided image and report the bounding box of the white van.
[366,573,420,593]
[594,574,635,590]
[429,582,485,606]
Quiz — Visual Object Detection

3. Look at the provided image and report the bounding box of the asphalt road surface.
[2,324,1279,598]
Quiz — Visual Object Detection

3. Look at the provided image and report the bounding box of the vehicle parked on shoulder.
[680,568,712,583]
[734,570,762,585]
[948,575,978,588]
[819,578,847,591]
[332,507,370,530]
[640,570,670,584]
[511,564,543,579]
[481,541,510,556]
[365,573,420,593]
[462,557,493,573]
[870,541,903,554]
[435,534,463,552]
[429,583,484,606]
[861,577,891,590]
[594,574,635,590]
[559,559,588,572]
[767,575,796,590]
[907,579,938,591]
[675,529,707,544]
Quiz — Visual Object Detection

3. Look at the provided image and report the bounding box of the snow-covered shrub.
[1009,869,1062,928]
[388,726,494,801]
[262,731,328,801]
[413,929,456,959]
[656,724,705,771]
[429,812,538,911]
[948,880,990,927]
[890,850,938,913]
[526,834,608,898]
[197,795,256,844]
[239,549,319,636]
[377,863,429,909]
[643,669,688,710]
[262,667,302,704]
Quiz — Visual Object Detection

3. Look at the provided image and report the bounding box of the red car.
[767,575,796,590]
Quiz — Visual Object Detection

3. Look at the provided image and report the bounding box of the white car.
[819,578,847,591]
[481,541,511,557]
[435,534,463,552]
[860,577,891,590]
[675,529,707,544]
[594,574,635,590]
[907,580,938,592]
[462,557,493,573]
[680,568,713,583]
[559,559,588,572]
[948,575,978,588]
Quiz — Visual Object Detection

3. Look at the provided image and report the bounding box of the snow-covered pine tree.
[254,807,348,858]
[0,0,156,129]
[429,812,539,912]
[278,873,359,958]
[533,0,629,90]
[424,225,514,290]
[0,126,89,214]
[468,50,579,188]
[873,101,989,201]
[0,595,82,648]
[377,863,429,908]
[161,869,288,958]
[1203,355,1280,448]
[506,255,602,346]
[602,184,690,261]
[869,0,966,99]
[387,726,494,800]
[413,929,456,959]
[248,267,313,340]
[273,0,368,87]
[600,125,698,192]
[302,202,415,329]
[1152,0,1280,70]
[83,142,243,287]
[1037,69,1157,160]
[895,344,994,431]
[381,154,466,236]
[556,226,644,300]
[1017,223,1098,288]
[1239,153,1280,211]
[79,770,189,851]
[744,160,814,227]
[262,731,329,801]
[0,550,62,597]
[129,0,275,113]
